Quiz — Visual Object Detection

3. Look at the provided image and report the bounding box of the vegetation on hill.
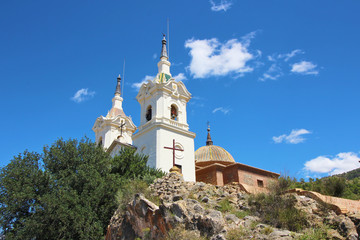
[287,174,360,200]
[336,167,360,180]
[0,138,164,240]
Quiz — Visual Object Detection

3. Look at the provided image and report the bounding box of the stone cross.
[164,139,183,167]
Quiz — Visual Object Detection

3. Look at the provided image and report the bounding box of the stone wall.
[289,188,360,214]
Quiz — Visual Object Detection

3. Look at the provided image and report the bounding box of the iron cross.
[164,139,183,167]
[119,121,126,136]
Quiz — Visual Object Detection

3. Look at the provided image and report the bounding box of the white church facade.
[93,36,196,181]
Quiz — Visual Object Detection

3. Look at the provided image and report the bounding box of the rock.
[225,214,240,224]
[269,230,293,240]
[197,210,225,236]
[210,234,226,240]
[327,229,344,240]
[201,196,209,203]
[106,173,360,240]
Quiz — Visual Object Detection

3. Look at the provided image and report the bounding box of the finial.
[206,121,213,146]
[160,34,168,60]
[115,74,121,95]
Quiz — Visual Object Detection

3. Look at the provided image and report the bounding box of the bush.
[164,225,208,240]
[217,198,234,213]
[226,226,251,240]
[248,181,308,232]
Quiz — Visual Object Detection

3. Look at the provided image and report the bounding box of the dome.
[195,145,235,163]
[195,125,235,163]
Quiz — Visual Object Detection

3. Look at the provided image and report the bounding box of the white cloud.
[291,61,318,75]
[273,129,311,144]
[185,38,254,78]
[259,63,283,81]
[71,88,95,103]
[278,49,304,62]
[131,75,155,90]
[173,73,187,82]
[152,53,157,59]
[304,152,360,175]
[209,0,232,12]
[241,31,258,47]
[212,107,230,114]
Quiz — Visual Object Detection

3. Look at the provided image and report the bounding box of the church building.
[93,36,279,190]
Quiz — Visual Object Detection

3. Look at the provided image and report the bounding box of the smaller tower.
[93,75,136,156]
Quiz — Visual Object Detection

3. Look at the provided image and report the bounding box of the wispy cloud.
[291,61,319,75]
[259,63,283,81]
[71,88,95,103]
[173,73,187,82]
[212,107,230,114]
[273,129,311,144]
[185,37,254,78]
[260,49,318,81]
[304,152,360,175]
[209,0,232,12]
[131,75,154,90]
[152,53,157,59]
[278,49,304,62]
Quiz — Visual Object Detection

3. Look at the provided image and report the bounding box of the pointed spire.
[206,122,213,146]
[160,34,168,60]
[115,74,121,95]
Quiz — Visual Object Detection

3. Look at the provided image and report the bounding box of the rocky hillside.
[106,173,360,240]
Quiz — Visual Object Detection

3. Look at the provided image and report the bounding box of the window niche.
[146,105,152,121]
[170,104,178,121]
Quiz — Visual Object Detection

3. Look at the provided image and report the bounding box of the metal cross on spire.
[164,139,183,167]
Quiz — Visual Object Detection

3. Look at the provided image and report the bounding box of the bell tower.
[132,36,196,181]
[93,75,137,156]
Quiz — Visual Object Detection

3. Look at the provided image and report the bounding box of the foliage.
[217,197,234,213]
[232,210,250,219]
[226,226,251,240]
[248,179,308,232]
[164,225,208,240]
[290,175,360,200]
[0,138,164,240]
[296,224,330,240]
[336,167,360,180]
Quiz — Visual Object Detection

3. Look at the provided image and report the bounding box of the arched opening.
[170,104,178,121]
[98,137,103,147]
[146,105,152,121]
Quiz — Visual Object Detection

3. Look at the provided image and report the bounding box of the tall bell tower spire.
[157,34,171,79]
[115,74,121,96]
[160,34,168,60]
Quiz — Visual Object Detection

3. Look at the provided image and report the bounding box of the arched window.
[98,137,103,146]
[170,105,178,121]
[146,105,152,121]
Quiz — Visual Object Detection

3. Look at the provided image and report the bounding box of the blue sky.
[1,0,360,179]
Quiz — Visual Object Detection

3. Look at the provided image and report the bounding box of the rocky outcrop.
[106,173,360,240]
[289,188,360,214]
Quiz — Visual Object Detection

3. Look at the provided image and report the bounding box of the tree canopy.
[0,138,163,239]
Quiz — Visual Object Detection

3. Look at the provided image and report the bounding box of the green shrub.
[164,225,208,240]
[116,179,161,210]
[226,226,251,240]
[261,226,273,235]
[232,210,249,219]
[296,224,330,239]
[248,191,308,232]
[217,197,234,213]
